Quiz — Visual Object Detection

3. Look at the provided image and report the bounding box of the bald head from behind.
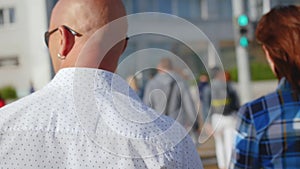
[48,0,128,73]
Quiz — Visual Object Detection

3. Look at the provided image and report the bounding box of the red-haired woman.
[231,5,300,169]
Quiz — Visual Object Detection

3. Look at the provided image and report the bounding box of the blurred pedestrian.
[198,73,209,122]
[231,5,300,169]
[0,0,202,168]
[29,81,35,94]
[143,58,200,142]
[198,73,209,102]
[126,75,143,98]
[225,71,240,113]
[202,67,239,169]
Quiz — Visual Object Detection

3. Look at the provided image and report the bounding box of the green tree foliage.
[0,86,17,100]
[229,62,275,82]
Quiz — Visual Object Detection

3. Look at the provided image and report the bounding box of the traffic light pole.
[232,0,252,104]
[263,0,271,14]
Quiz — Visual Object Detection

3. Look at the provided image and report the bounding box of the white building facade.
[0,0,51,97]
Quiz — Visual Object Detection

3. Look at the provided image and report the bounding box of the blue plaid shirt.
[231,78,300,169]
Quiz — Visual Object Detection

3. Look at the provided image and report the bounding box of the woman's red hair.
[256,5,300,92]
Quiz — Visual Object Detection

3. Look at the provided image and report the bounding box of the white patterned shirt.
[0,68,202,169]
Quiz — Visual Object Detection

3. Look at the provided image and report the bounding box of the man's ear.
[58,26,75,57]
[122,38,128,53]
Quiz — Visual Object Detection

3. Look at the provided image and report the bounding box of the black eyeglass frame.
[44,25,82,47]
[44,25,130,47]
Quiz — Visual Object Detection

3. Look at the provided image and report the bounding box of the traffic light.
[237,14,249,47]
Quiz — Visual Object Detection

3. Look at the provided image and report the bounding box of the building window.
[123,0,132,14]
[0,9,4,25]
[177,0,191,18]
[176,0,201,19]
[218,0,232,20]
[277,0,300,5]
[122,0,201,16]
[158,0,172,14]
[132,0,140,13]
[0,56,19,68]
[190,0,201,19]
[0,7,16,27]
[140,0,157,12]
[8,8,15,23]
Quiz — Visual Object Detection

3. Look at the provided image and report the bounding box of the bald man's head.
[48,0,128,72]
[51,0,127,35]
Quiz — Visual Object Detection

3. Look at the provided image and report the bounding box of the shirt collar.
[277,77,291,91]
[49,67,141,100]
[50,67,112,87]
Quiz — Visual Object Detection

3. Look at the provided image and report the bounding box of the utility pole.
[208,41,218,68]
[248,0,258,22]
[232,0,252,104]
[263,0,271,14]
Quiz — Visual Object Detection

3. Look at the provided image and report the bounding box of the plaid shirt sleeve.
[231,104,260,169]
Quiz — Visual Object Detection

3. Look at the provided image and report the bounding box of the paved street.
[198,137,218,168]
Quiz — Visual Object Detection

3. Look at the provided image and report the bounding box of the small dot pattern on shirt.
[0,68,203,169]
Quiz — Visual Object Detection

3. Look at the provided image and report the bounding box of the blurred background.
[1,0,300,100]
[1,0,300,168]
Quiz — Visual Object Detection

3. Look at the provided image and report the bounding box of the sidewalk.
[198,136,218,169]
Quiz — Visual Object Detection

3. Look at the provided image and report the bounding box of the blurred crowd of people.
[127,58,241,168]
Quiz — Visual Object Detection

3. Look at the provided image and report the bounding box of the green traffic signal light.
[240,36,249,47]
[238,14,249,47]
[238,14,249,27]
